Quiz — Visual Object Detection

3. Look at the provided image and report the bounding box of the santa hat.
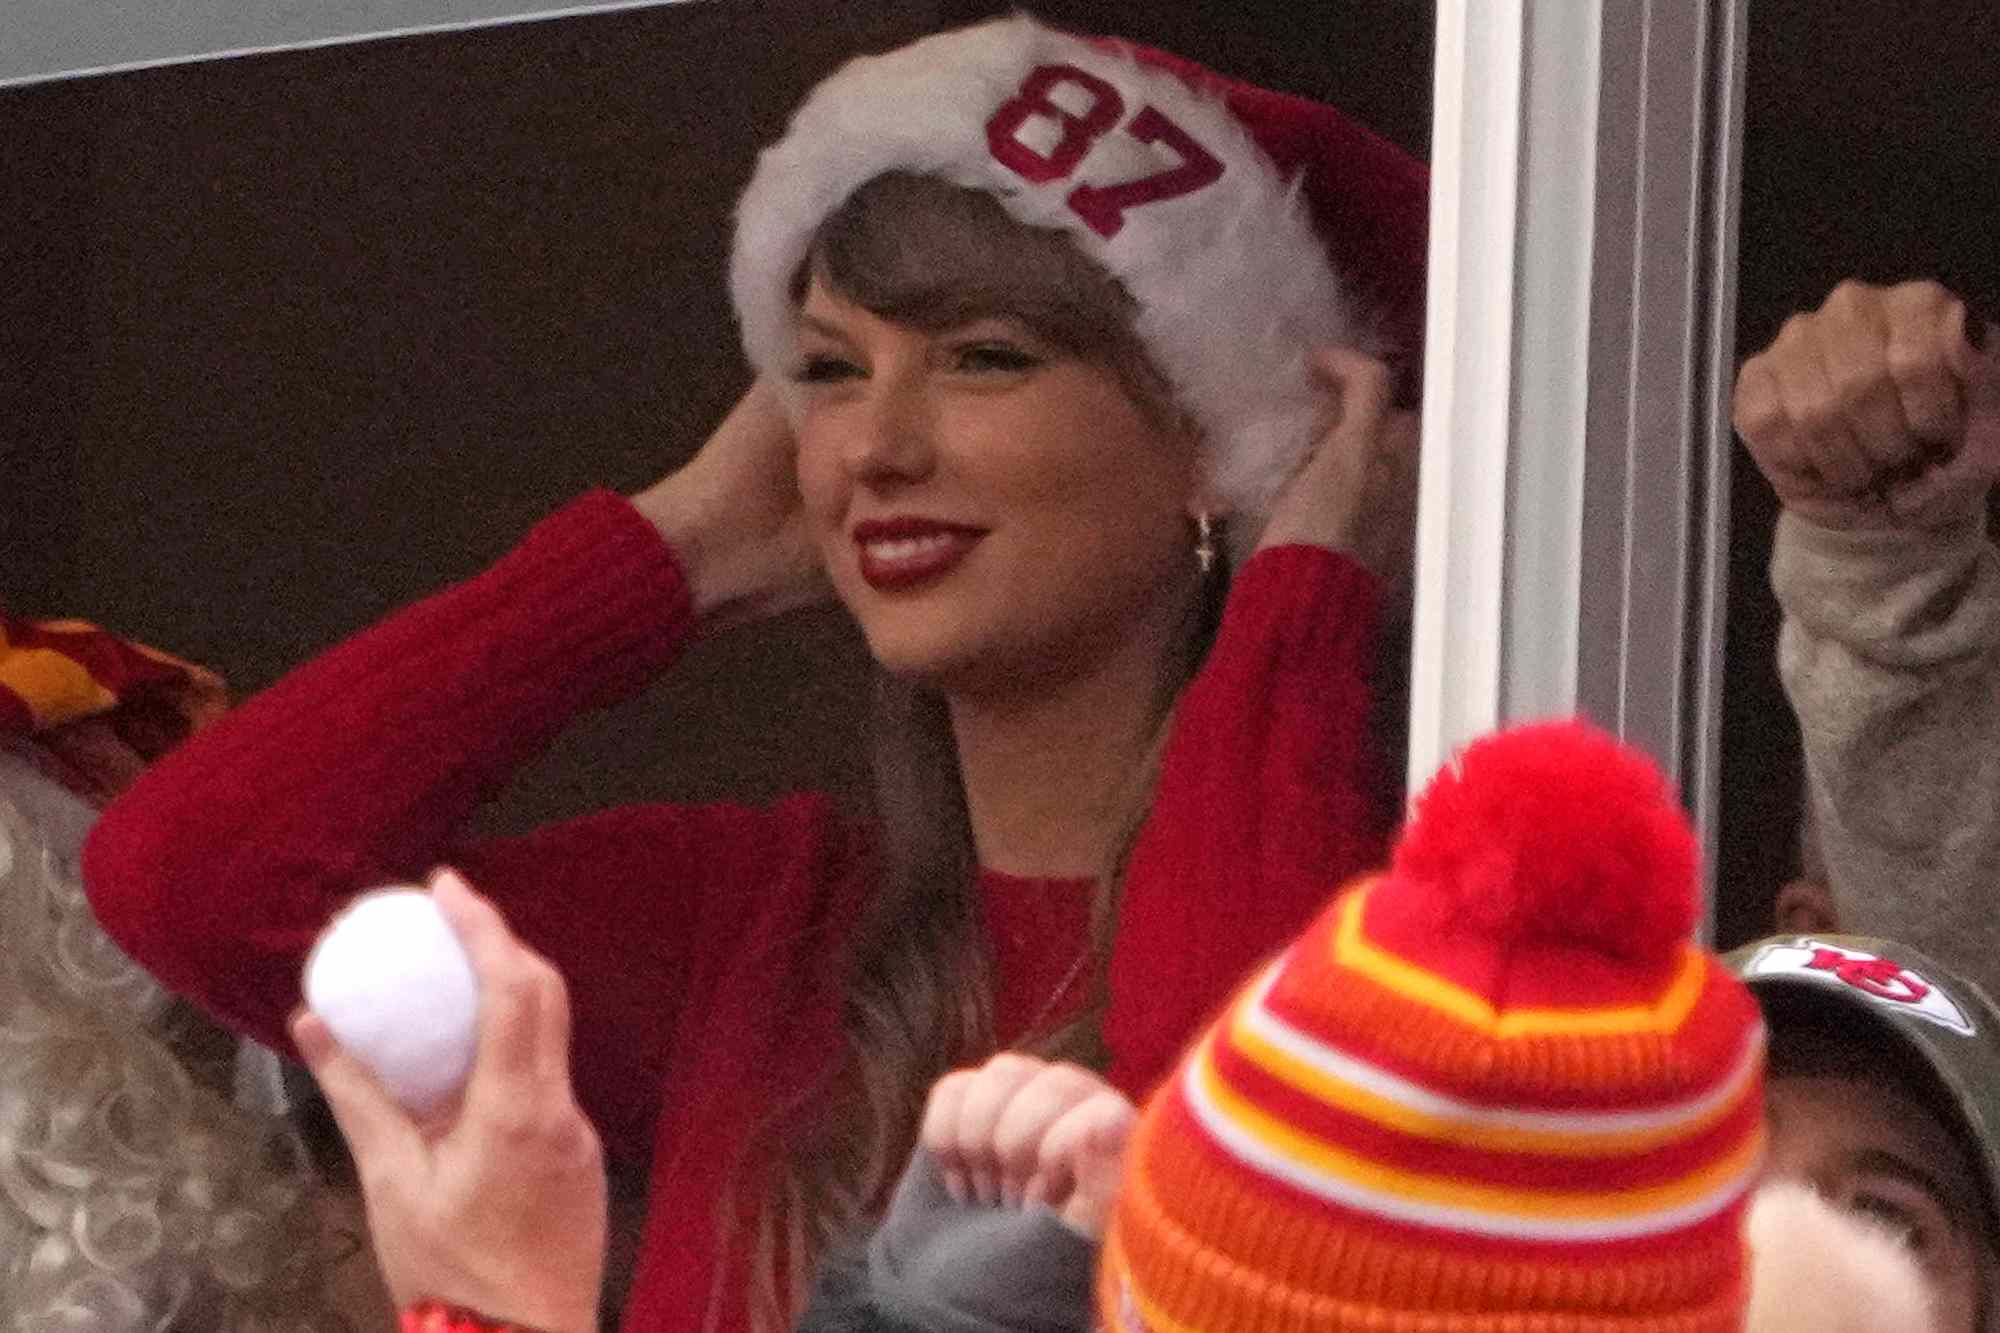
[730,14,1428,563]
[1100,721,1767,1333]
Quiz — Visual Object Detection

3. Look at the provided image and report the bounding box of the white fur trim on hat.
[730,15,1362,562]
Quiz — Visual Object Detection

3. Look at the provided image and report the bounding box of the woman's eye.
[955,343,1041,374]
[794,354,860,384]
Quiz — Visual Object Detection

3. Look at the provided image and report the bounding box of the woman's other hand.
[292,871,607,1333]
[630,380,832,632]
[1259,347,1420,594]
[1733,279,2000,530]
[919,1053,1136,1240]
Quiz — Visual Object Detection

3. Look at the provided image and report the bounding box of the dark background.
[1716,0,2000,946]
[5,0,1996,944]
[0,0,1433,836]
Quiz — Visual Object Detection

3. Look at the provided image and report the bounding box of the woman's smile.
[792,277,1201,688]
[853,517,988,590]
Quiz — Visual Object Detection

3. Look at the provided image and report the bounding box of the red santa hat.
[730,14,1428,562]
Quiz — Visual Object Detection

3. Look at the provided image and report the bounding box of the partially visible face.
[1771,877,1841,936]
[790,277,1201,695]
[1765,1073,1995,1333]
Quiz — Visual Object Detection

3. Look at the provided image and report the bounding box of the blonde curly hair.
[0,764,355,1333]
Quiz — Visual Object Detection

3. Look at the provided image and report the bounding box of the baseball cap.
[1726,933,2000,1224]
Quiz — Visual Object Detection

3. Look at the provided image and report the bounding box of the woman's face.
[791,277,1201,696]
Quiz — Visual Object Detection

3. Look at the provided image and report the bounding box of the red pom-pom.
[1387,721,1698,962]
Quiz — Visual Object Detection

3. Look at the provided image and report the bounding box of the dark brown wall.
[1,2,962,829]
[1716,0,2000,946]
[1,2,1434,838]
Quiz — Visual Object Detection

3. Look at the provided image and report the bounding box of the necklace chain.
[1018,945,1093,1040]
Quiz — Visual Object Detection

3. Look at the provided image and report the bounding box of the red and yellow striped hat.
[1101,721,1765,1333]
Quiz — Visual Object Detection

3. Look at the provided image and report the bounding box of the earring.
[1195,511,1217,575]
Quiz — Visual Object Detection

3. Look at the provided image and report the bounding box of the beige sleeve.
[1773,503,2000,991]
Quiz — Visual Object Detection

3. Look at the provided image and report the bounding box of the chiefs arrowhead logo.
[1805,947,1931,1003]
[1743,940,1975,1034]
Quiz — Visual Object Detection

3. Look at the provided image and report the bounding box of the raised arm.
[84,384,839,1158]
[1734,279,2000,981]
[1108,349,1408,1091]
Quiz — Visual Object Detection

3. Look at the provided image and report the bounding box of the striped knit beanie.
[1101,720,1767,1333]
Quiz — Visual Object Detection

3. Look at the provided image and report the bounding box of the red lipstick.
[852,517,986,590]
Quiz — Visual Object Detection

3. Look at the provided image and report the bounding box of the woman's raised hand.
[292,871,607,1333]
[1733,279,2000,530]
[630,380,832,632]
[919,1053,1136,1240]
[1259,347,1421,592]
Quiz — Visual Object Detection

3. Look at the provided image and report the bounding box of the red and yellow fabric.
[0,609,227,803]
[0,612,225,735]
[1101,721,1766,1333]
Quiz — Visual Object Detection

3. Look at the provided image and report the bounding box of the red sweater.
[83,490,1388,1332]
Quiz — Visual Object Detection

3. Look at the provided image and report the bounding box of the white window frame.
[1410,0,1750,927]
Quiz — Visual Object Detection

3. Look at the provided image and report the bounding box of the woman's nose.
[845,370,937,484]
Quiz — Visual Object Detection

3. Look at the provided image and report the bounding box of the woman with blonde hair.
[85,15,1428,1331]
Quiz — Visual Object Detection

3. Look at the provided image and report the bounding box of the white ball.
[303,888,478,1111]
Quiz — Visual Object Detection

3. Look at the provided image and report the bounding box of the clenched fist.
[1733,279,1999,530]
